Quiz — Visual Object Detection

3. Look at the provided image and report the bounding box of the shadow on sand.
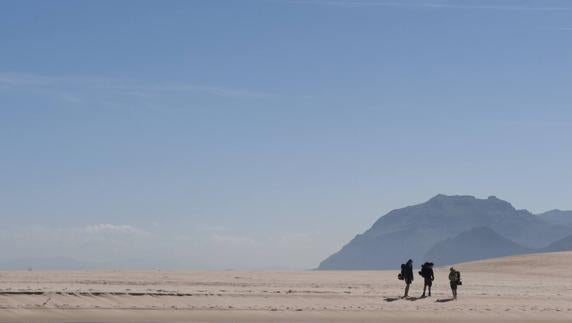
[384,296,423,302]
[436,298,455,303]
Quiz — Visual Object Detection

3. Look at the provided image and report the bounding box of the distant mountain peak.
[426,194,515,211]
[538,209,572,227]
[430,193,448,200]
[541,209,571,215]
[428,194,506,202]
[429,194,475,201]
[318,195,572,270]
[424,226,531,266]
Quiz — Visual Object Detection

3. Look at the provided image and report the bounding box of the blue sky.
[1,0,571,269]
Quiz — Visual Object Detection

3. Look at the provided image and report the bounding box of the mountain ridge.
[537,209,572,227]
[318,194,572,270]
[423,226,531,265]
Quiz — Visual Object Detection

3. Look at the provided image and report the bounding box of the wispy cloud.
[197,224,257,245]
[280,0,572,11]
[83,224,149,236]
[209,233,257,245]
[0,72,273,102]
[0,224,150,249]
[278,231,321,245]
[0,224,331,269]
[199,224,232,233]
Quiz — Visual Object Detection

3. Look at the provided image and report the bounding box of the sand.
[1,251,571,322]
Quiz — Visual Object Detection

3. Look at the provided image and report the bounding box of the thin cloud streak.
[280,0,572,11]
[83,224,149,236]
[0,72,273,99]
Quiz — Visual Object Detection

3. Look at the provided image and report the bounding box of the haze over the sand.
[2,194,572,272]
[0,251,571,322]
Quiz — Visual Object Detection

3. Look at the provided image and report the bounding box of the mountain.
[318,194,572,270]
[541,234,572,253]
[537,210,572,227]
[424,227,531,266]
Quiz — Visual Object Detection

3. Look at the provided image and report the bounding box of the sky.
[1,0,571,270]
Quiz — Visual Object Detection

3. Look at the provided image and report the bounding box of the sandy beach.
[0,251,571,322]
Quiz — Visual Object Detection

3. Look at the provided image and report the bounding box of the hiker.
[419,262,434,297]
[449,267,462,300]
[401,259,414,298]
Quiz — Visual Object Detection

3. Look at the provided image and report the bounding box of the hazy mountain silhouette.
[537,210,572,227]
[424,227,531,265]
[318,195,572,270]
[541,234,572,253]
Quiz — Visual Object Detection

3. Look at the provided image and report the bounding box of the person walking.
[401,259,414,298]
[449,267,462,300]
[419,262,434,297]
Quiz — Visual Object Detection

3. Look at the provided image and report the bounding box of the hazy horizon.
[2,0,572,270]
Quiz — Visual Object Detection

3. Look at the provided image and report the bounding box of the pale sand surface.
[1,251,571,322]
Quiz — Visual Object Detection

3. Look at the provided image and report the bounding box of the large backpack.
[398,264,405,280]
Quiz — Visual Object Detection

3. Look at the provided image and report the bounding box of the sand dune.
[1,252,571,322]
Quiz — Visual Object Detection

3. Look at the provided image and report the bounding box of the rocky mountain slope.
[318,195,572,269]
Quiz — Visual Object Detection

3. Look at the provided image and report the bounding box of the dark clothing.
[420,263,434,297]
[401,260,414,298]
[403,263,414,284]
[450,282,458,290]
[420,265,434,287]
[424,277,433,287]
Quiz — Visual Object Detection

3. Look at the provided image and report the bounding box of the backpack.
[398,264,405,280]
[450,270,461,284]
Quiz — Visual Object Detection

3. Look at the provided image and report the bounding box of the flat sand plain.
[1,251,571,322]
